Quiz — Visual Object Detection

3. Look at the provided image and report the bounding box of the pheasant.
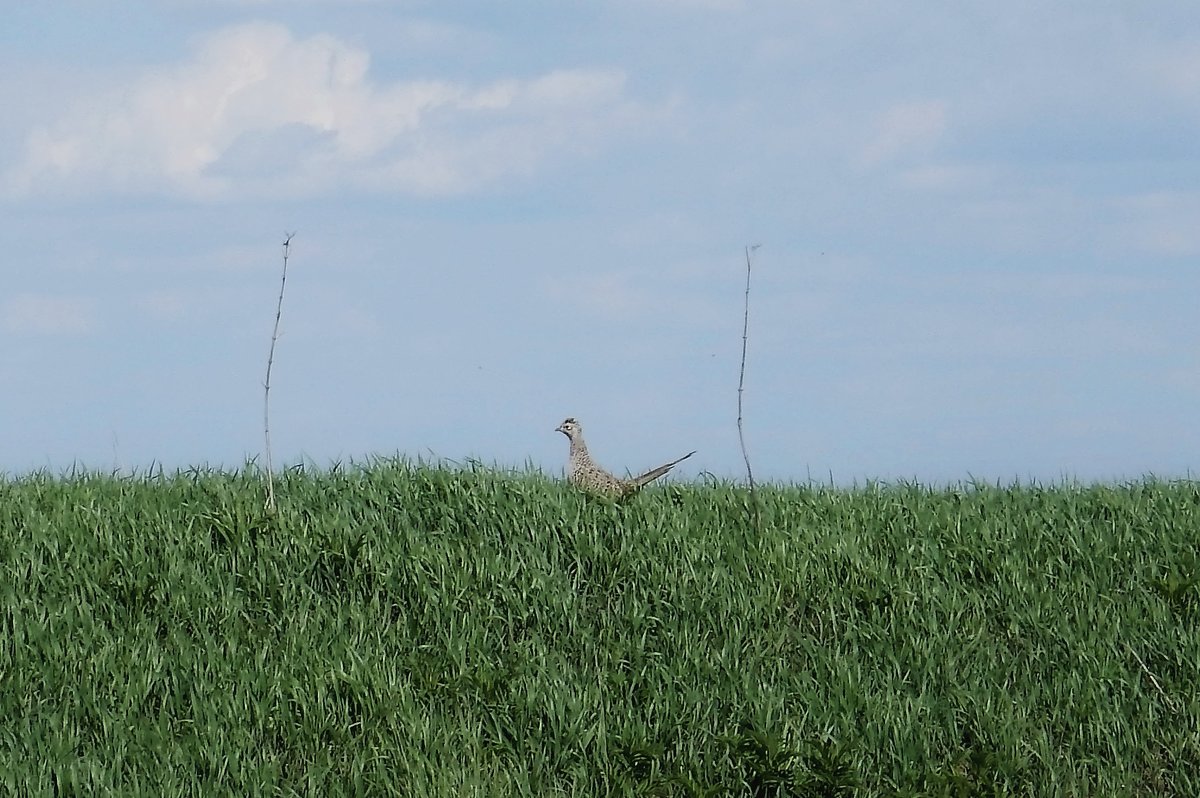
[555,417,695,498]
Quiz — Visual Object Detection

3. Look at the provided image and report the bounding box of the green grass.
[1,461,1197,795]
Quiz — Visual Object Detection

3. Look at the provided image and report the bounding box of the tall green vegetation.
[1,462,1196,795]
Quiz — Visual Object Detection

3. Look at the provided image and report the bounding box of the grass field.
[1,460,1197,796]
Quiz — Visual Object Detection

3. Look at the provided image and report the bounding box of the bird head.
[555,418,581,439]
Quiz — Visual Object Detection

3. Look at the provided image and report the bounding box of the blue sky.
[2,1,1199,484]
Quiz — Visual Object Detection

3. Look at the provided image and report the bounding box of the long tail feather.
[633,450,696,488]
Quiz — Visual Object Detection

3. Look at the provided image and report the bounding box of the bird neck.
[569,436,590,460]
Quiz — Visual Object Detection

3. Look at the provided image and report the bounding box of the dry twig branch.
[738,244,760,525]
[263,232,295,512]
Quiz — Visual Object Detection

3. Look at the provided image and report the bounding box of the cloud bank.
[5,22,642,199]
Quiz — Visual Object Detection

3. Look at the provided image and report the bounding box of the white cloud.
[170,0,415,6]
[858,99,949,168]
[4,22,643,199]
[544,273,650,321]
[2,294,97,335]
[895,163,995,192]
[641,0,745,9]
[1142,39,1200,98]
[1109,190,1200,257]
[133,291,187,322]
